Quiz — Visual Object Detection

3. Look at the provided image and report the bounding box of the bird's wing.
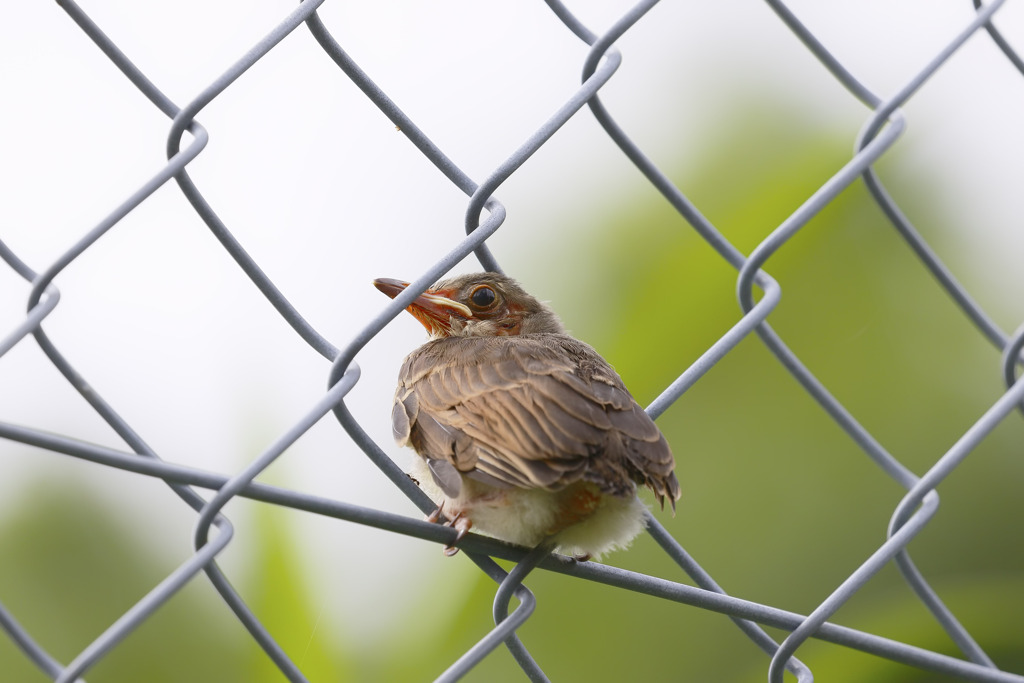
[393,335,679,505]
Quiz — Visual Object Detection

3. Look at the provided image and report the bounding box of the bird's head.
[373,272,566,338]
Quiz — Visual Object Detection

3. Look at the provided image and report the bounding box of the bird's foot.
[424,503,472,556]
[425,502,446,524]
[442,512,472,557]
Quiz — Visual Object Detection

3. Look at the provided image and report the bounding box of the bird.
[373,271,680,561]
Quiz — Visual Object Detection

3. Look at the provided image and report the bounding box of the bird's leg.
[442,512,472,557]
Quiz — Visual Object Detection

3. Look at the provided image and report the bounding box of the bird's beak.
[373,277,472,336]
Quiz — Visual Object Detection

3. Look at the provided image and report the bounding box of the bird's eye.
[469,285,497,309]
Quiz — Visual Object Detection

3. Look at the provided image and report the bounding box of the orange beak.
[373,277,472,337]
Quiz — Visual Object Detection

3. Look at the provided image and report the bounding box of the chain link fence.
[2,0,1023,681]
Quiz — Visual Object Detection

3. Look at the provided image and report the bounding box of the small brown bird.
[374,272,680,560]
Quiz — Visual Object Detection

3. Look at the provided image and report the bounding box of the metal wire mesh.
[2,1,1023,681]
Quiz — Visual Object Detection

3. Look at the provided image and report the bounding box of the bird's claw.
[442,511,472,557]
[425,502,445,524]
[424,503,472,556]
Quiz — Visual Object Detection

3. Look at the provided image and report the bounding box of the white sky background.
[1,0,1022,645]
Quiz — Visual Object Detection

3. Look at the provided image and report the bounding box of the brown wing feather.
[394,334,680,506]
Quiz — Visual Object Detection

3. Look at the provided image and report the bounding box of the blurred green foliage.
[0,478,245,682]
[510,110,1024,681]
[1,109,1021,682]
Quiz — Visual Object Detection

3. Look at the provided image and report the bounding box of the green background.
[2,110,1022,682]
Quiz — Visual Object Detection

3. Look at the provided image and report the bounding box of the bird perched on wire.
[374,272,680,561]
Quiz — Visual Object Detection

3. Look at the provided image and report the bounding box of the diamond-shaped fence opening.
[1,1,1023,681]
